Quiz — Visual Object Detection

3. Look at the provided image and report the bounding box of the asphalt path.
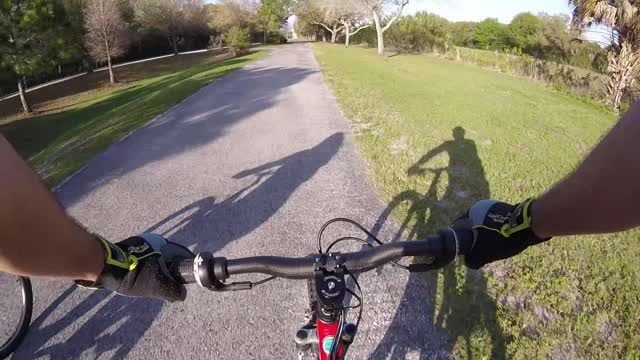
[7,43,450,359]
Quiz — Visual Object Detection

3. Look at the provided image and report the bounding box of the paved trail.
[10,44,449,359]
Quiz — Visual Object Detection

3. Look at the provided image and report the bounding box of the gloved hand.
[453,198,550,269]
[75,234,194,302]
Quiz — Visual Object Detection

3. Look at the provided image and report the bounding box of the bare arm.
[532,102,640,238]
[0,135,103,281]
[408,143,446,175]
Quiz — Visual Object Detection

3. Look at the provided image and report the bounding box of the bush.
[224,27,251,56]
[350,27,377,47]
[208,35,223,49]
[266,32,287,44]
[387,12,451,53]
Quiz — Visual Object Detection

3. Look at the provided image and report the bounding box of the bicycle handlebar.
[171,227,473,288]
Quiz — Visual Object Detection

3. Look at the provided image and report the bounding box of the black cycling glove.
[453,198,551,269]
[75,234,194,302]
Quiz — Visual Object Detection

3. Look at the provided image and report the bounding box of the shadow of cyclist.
[14,133,344,360]
[369,126,506,360]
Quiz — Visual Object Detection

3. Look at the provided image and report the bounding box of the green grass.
[0,50,267,186]
[312,43,640,359]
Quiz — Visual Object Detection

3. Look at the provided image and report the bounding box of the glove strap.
[499,198,535,237]
[503,198,550,246]
[74,234,131,289]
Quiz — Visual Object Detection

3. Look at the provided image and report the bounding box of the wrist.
[530,199,552,239]
[79,233,106,282]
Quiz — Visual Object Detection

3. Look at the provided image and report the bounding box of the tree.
[293,11,326,41]
[449,21,478,47]
[335,2,370,47]
[136,0,185,55]
[387,12,450,53]
[208,0,257,34]
[0,0,70,112]
[505,12,542,52]
[257,0,289,44]
[224,26,251,56]
[62,0,90,71]
[570,0,640,111]
[182,0,210,43]
[294,0,336,42]
[350,0,409,56]
[84,0,130,84]
[472,18,508,50]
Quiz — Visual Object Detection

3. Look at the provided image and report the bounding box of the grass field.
[0,50,267,186]
[312,43,640,359]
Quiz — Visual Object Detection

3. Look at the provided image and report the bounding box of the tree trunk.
[373,11,384,56]
[107,56,116,84]
[330,24,338,44]
[17,78,31,113]
[85,56,94,74]
[322,33,326,42]
[344,24,350,48]
[171,35,178,55]
[606,41,640,112]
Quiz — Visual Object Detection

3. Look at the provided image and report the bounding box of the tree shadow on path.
[52,63,316,207]
[369,127,506,360]
[14,133,344,359]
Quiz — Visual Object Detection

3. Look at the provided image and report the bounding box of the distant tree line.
[352,12,609,74]
[349,2,640,112]
[0,0,290,113]
[294,0,409,56]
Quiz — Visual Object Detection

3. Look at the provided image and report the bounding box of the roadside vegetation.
[0,0,290,109]
[297,1,639,112]
[313,42,640,359]
[1,50,266,187]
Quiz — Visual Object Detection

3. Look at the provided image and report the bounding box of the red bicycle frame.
[295,267,356,359]
[316,319,345,360]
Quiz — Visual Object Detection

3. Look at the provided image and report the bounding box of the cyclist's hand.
[75,234,194,302]
[453,198,550,269]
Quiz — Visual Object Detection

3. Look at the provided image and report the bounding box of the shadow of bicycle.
[14,133,344,359]
[369,126,506,360]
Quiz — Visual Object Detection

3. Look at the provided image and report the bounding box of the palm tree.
[570,0,639,111]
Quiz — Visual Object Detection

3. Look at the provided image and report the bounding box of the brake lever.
[407,254,451,272]
[213,281,253,291]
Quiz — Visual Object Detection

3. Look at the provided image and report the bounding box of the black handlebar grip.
[171,258,196,284]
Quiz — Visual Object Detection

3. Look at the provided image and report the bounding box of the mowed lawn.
[0,50,267,186]
[312,43,639,359]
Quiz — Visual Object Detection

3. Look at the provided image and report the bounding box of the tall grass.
[444,47,608,104]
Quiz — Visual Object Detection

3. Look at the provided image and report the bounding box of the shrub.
[387,12,451,53]
[350,26,377,47]
[208,35,223,49]
[266,32,287,44]
[224,27,251,56]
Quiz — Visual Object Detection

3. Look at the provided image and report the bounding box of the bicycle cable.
[317,218,409,269]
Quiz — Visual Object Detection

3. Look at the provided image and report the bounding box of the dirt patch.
[533,304,559,325]
[499,295,528,313]
[598,316,619,343]
[547,344,578,360]
[388,135,408,154]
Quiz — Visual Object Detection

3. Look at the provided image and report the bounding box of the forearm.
[532,102,640,238]
[0,136,103,281]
